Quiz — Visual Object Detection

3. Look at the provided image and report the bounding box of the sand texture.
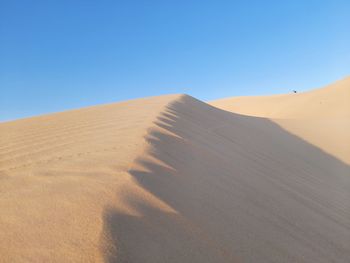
[1,79,350,262]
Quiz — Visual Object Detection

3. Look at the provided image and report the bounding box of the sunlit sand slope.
[0,95,180,262]
[1,92,349,262]
[210,77,350,119]
[211,77,350,163]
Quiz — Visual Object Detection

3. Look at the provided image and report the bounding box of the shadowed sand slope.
[210,77,350,164]
[105,96,350,262]
[1,93,350,262]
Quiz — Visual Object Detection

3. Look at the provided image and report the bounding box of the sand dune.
[1,80,350,262]
[211,76,350,164]
[211,77,350,119]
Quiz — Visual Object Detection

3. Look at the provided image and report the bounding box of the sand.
[0,78,349,262]
[211,76,350,164]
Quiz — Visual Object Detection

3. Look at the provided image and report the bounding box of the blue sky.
[1,0,349,121]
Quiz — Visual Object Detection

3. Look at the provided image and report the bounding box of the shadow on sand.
[103,95,350,263]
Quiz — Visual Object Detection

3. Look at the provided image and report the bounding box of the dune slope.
[0,95,180,262]
[211,76,350,164]
[1,90,350,262]
[210,76,350,119]
[111,95,350,263]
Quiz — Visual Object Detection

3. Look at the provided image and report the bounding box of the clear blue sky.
[1,0,349,121]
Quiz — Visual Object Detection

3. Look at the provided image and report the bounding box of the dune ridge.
[1,82,350,262]
[110,95,350,262]
[0,95,182,262]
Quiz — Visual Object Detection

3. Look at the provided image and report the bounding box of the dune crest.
[110,95,350,262]
[0,95,182,262]
[1,82,350,262]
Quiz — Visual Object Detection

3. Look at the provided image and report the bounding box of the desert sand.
[211,76,350,164]
[0,78,349,262]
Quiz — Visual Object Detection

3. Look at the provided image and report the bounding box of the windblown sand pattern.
[0,78,349,262]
